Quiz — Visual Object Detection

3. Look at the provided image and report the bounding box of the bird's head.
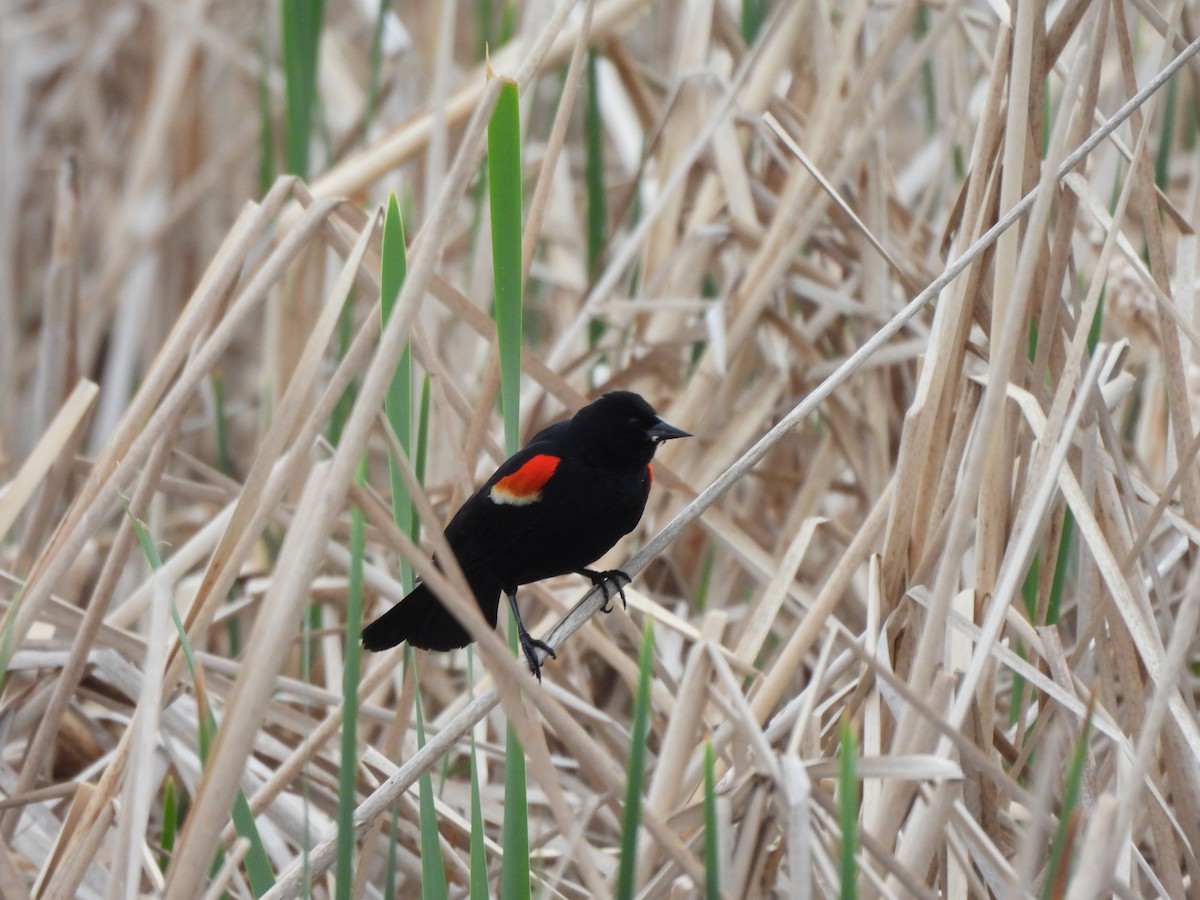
[572,391,691,467]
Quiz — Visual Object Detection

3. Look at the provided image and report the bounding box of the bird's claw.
[519,630,556,682]
[579,568,631,613]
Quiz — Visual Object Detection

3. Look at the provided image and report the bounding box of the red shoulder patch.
[490,454,561,506]
[647,463,654,485]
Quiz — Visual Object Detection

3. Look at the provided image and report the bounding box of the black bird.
[361,391,690,680]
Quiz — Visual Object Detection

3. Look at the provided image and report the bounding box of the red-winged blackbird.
[362,391,690,680]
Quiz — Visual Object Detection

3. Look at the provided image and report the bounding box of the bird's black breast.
[518,460,649,583]
[458,458,651,589]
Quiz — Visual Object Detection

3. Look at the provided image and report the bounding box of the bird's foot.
[578,568,632,613]
[507,591,555,682]
[518,627,556,682]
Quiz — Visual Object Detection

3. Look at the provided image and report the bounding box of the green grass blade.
[474,0,493,60]
[838,719,858,900]
[694,544,715,612]
[489,75,532,899]
[385,344,413,548]
[416,374,431,495]
[126,506,202,693]
[703,741,720,900]
[1047,508,1074,624]
[501,609,532,900]
[1154,75,1177,189]
[498,1,516,44]
[384,805,400,900]
[468,649,489,899]
[584,49,608,347]
[584,50,606,281]
[257,8,276,194]
[123,503,275,894]
[741,0,769,44]
[160,775,179,873]
[300,574,315,890]
[231,793,276,896]
[1010,553,1042,725]
[125,500,163,568]
[379,192,409,379]
[1041,710,1093,900]
[210,374,232,477]
[380,193,415,589]
[615,623,655,900]
[280,0,325,178]
[334,457,368,899]
[414,663,450,899]
[488,78,523,456]
[0,583,25,696]
[915,6,936,136]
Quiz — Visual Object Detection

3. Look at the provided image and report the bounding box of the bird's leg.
[506,591,556,681]
[577,568,632,613]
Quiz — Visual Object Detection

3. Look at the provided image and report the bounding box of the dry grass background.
[2,0,1200,897]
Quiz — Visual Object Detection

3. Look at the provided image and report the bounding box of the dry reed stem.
[5,1,1200,897]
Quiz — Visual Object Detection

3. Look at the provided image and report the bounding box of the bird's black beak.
[646,417,691,443]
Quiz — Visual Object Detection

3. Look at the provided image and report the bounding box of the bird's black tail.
[361,568,501,653]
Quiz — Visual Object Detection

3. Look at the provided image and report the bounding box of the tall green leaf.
[584,49,608,347]
[741,0,769,43]
[414,663,450,899]
[838,719,858,900]
[584,50,607,282]
[468,650,489,898]
[124,505,275,895]
[280,0,325,178]
[380,193,415,590]
[703,741,721,900]
[489,75,533,900]
[160,775,179,873]
[615,623,655,899]
[256,7,276,194]
[334,457,368,899]
[501,636,532,899]
[1041,711,1093,900]
[488,78,523,456]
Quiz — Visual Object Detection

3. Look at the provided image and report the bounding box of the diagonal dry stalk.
[3,0,1200,898]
